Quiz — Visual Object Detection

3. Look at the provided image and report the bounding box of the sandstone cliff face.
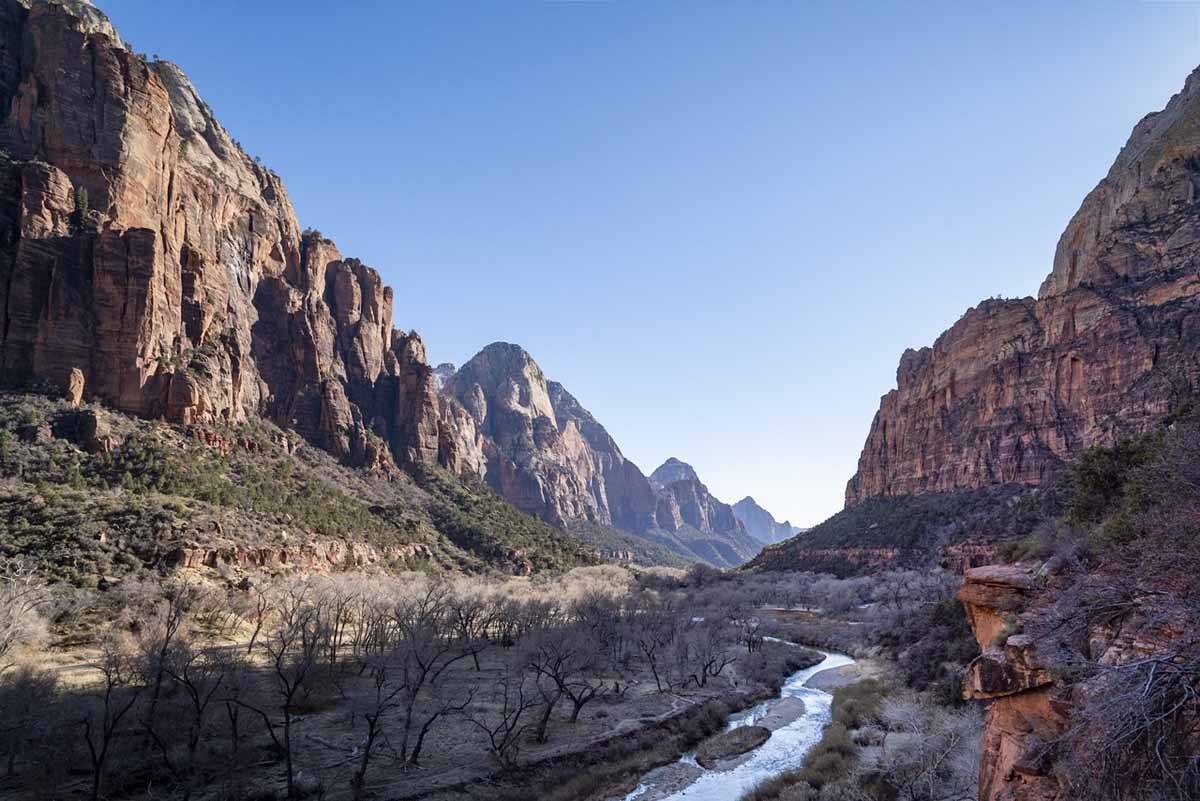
[441,343,657,532]
[959,566,1067,801]
[0,0,483,477]
[847,66,1200,506]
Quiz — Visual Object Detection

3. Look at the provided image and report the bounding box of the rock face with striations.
[439,348,762,565]
[847,65,1200,506]
[442,343,658,532]
[649,458,762,564]
[0,0,485,477]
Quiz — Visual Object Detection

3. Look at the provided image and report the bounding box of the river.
[618,649,856,801]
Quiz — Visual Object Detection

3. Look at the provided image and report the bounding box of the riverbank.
[413,644,823,801]
[609,650,857,801]
[805,658,885,690]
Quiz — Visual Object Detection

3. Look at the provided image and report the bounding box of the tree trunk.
[535,692,560,743]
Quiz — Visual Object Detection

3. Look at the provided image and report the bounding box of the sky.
[105,0,1200,527]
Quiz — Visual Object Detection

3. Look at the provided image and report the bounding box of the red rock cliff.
[960,564,1198,801]
[847,65,1200,505]
[0,0,485,475]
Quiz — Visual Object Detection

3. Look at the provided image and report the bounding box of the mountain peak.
[732,495,797,545]
[650,458,700,487]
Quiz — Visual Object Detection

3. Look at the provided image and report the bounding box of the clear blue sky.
[105,1,1198,527]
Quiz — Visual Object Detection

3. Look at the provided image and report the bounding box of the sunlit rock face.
[0,0,485,476]
[847,66,1200,506]
[441,342,658,532]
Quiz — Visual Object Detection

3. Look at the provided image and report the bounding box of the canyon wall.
[0,0,487,477]
[0,3,765,565]
[847,66,1200,506]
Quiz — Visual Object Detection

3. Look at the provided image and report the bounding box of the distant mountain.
[438,347,763,567]
[442,343,658,535]
[432,363,456,390]
[647,459,762,566]
[732,496,800,544]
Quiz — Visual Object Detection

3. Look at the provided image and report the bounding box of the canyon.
[0,3,1197,801]
[0,0,787,569]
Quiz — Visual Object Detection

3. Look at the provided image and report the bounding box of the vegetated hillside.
[566,521,693,568]
[746,483,1065,576]
[959,407,1200,801]
[0,393,598,584]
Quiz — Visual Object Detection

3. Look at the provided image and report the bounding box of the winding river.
[619,649,856,801]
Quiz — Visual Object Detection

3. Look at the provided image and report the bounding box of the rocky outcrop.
[847,65,1200,506]
[169,539,435,574]
[940,539,999,574]
[959,566,1066,801]
[959,563,1198,801]
[0,0,483,477]
[732,496,799,544]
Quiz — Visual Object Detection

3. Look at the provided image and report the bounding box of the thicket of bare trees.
[0,565,776,800]
[0,560,999,801]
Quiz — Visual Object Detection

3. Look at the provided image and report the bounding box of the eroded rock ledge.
[959,566,1066,801]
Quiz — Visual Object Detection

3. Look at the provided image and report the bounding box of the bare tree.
[448,589,497,671]
[0,665,58,778]
[149,642,229,801]
[525,623,607,735]
[242,581,275,654]
[235,581,326,800]
[466,662,538,767]
[79,636,144,801]
[630,594,681,693]
[878,695,981,801]
[350,656,407,800]
[0,558,50,673]
[676,620,736,689]
[389,582,473,764]
[137,581,199,746]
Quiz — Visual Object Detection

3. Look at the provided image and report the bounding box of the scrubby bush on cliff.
[1021,412,1200,801]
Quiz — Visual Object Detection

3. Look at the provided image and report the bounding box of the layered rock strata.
[0,0,485,477]
[848,66,1200,505]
